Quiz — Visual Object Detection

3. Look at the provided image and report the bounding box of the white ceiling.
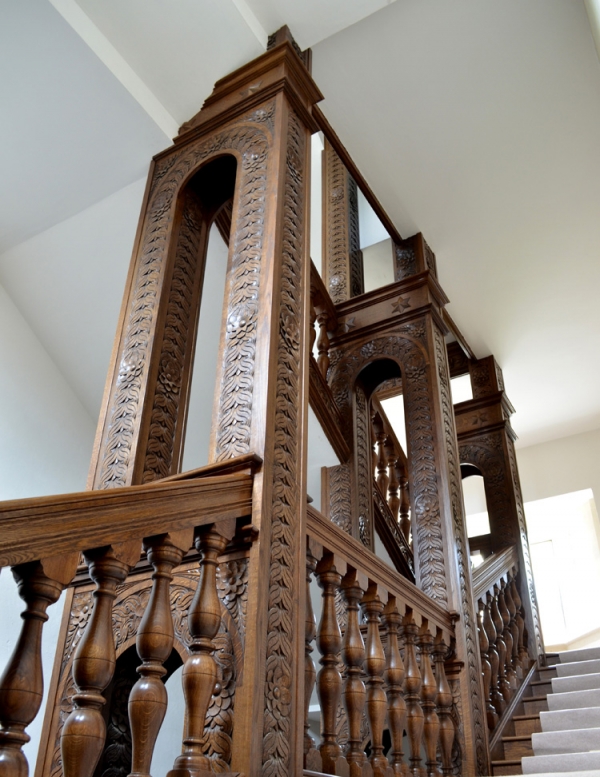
[0,0,599,449]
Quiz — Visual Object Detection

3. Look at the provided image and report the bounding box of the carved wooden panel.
[323,138,364,303]
[42,558,249,777]
[260,106,307,777]
[329,321,448,605]
[353,384,373,549]
[432,324,488,773]
[325,464,352,535]
[92,107,276,489]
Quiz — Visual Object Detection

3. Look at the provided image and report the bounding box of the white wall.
[517,426,600,505]
[0,177,147,420]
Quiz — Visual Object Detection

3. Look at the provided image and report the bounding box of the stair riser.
[532,726,600,755]
[514,718,542,736]
[524,698,549,715]
[530,681,552,696]
[537,667,557,682]
[492,763,523,776]
[504,740,534,759]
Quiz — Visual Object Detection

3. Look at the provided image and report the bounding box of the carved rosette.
[329,322,448,606]
[261,108,307,777]
[432,324,488,773]
[94,116,273,488]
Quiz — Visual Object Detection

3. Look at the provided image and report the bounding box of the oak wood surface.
[0,473,253,568]
[307,505,455,639]
[472,545,518,603]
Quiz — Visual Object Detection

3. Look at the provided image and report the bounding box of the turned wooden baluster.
[341,569,367,777]
[483,593,504,717]
[510,571,528,669]
[304,545,321,771]
[316,553,345,775]
[504,574,521,679]
[316,312,331,378]
[417,621,440,777]
[0,555,78,777]
[373,418,389,497]
[310,302,317,356]
[477,599,498,731]
[432,631,454,777]
[382,597,406,777]
[398,467,410,546]
[386,448,400,520]
[492,585,511,703]
[402,608,423,777]
[361,584,388,777]
[62,542,140,777]
[169,522,232,777]
[499,579,517,690]
[128,530,192,777]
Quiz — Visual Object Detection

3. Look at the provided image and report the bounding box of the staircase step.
[556,659,600,677]
[537,666,558,682]
[524,695,549,715]
[531,726,600,755]
[540,705,600,732]
[544,653,561,666]
[547,688,600,711]
[519,772,600,777]
[559,646,600,663]
[492,758,523,775]
[522,751,600,774]
[514,714,542,736]
[551,672,600,694]
[503,734,534,759]
[531,679,553,695]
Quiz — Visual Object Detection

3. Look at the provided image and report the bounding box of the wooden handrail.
[307,504,455,640]
[0,472,253,568]
[472,545,518,603]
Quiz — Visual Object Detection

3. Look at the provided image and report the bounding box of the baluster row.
[0,520,236,777]
[371,409,411,545]
[304,544,455,777]
[476,565,530,732]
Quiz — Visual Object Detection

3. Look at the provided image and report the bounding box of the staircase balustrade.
[306,504,456,777]
[472,546,533,735]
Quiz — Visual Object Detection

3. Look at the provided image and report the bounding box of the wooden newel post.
[61,542,140,777]
[0,555,78,777]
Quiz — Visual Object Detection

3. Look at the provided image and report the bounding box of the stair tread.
[492,759,523,765]
[503,734,532,741]
[514,714,541,720]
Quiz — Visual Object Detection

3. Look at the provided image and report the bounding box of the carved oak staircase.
[0,28,546,777]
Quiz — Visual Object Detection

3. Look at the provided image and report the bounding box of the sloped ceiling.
[0,0,599,449]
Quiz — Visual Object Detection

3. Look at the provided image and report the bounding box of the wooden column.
[328,234,490,775]
[323,137,364,303]
[456,355,544,663]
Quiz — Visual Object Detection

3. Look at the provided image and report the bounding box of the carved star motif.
[391,296,411,313]
[344,317,356,333]
[473,412,489,426]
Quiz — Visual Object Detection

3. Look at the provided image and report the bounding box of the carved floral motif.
[328,464,352,534]
[432,324,487,773]
[95,120,272,488]
[261,108,306,777]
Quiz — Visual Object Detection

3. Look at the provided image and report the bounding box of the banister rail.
[0,471,254,569]
[307,504,454,636]
[472,544,518,603]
